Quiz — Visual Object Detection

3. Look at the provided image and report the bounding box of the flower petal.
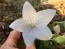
[34,26,52,40]
[22,1,37,24]
[9,18,27,32]
[22,27,36,47]
[36,9,56,26]
[53,25,60,34]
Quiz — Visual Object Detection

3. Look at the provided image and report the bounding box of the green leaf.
[18,40,25,48]
[58,21,65,30]
[52,36,65,45]
[35,40,54,49]
[31,0,40,7]
[48,21,59,31]
[43,41,54,49]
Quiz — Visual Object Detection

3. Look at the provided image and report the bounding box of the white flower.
[9,1,56,47]
[53,25,60,34]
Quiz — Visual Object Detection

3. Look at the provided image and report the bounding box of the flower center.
[29,23,36,28]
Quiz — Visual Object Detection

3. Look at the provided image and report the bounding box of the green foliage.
[18,40,25,48]
[31,0,40,7]
[59,21,65,30]
[52,36,65,45]
[35,40,54,49]
[48,22,59,31]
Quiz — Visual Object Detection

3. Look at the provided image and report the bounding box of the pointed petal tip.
[9,22,15,30]
[50,9,56,13]
[25,44,31,47]
[25,42,35,47]
[48,9,56,12]
[48,9,56,16]
[24,1,30,5]
[25,1,29,3]
[46,31,53,40]
[48,33,53,40]
[9,24,11,28]
[23,1,32,10]
[44,32,52,40]
[9,23,13,28]
[9,23,14,29]
[42,32,52,40]
[53,9,56,13]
